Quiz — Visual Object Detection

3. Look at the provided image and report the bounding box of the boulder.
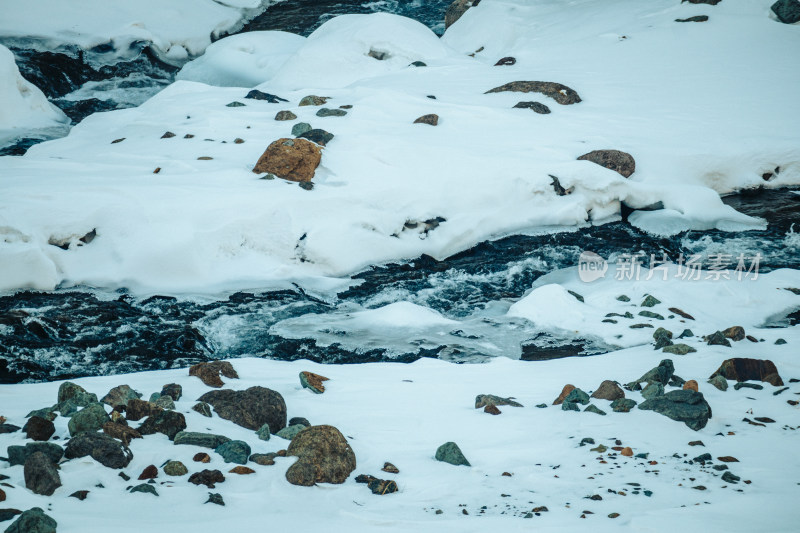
[445,0,480,29]
[611,398,637,413]
[413,114,439,126]
[137,410,187,441]
[553,384,576,405]
[215,440,251,465]
[102,422,142,446]
[705,331,731,346]
[627,359,675,390]
[160,383,182,401]
[285,425,357,486]
[174,431,231,449]
[152,395,175,410]
[292,122,313,137]
[300,371,329,394]
[772,0,800,24]
[3,508,57,533]
[189,360,239,388]
[435,442,470,467]
[289,417,311,428]
[189,469,226,488]
[24,416,55,441]
[252,138,322,182]
[7,442,64,466]
[577,150,636,178]
[638,390,712,430]
[64,432,133,469]
[709,358,783,386]
[642,382,665,399]
[276,424,306,441]
[653,327,673,350]
[485,81,581,105]
[722,326,745,341]
[591,381,625,401]
[101,385,141,408]
[198,386,287,432]
[125,399,162,421]
[474,394,523,409]
[708,375,728,391]
[297,129,334,146]
[67,403,110,436]
[564,388,590,405]
[275,110,297,121]
[663,344,697,355]
[57,382,97,404]
[138,465,158,480]
[24,452,61,496]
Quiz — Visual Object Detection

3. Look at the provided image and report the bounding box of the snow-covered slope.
[0,0,798,293]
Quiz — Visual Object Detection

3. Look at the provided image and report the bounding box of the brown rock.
[722,326,745,341]
[229,466,256,475]
[234,138,244,144]
[275,110,297,121]
[688,441,704,446]
[683,0,721,4]
[683,380,699,392]
[591,380,625,401]
[300,371,330,394]
[485,81,582,105]
[484,405,501,415]
[252,138,322,182]
[188,469,225,488]
[25,416,55,441]
[277,449,287,457]
[717,456,739,463]
[285,425,357,486]
[198,386,287,432]
[102,422,142,446]
[709,358,783,386]
[0,415,5,424]
[125,399,162,421]
[553,384,576,405]
[193,453,211,463]
[445,0,479,29]
[0,487,5,501]
[620,447,633,457]
[413,114,439,126]
[577,150,636,178]
[197,156,213,160]
[669,307,695,320]
[382,462,399,474]
[189,360,239,388]
[138,465,158,480]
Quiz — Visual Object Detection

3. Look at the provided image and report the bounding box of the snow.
[0,0,798,294]
[0,44,69,146]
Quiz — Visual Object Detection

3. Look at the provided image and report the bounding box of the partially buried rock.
[495,56,516,66]
[285,425,356,486]
[722,326,745,341]
[64,432,133,469]
[7,442,64,466]
[275,110,297,121]
[653,327,673,350]
[193,452,211,463]
[189,469,225,488]
[676,15,709,22]
[137,410,187,441]
[367,478,398,495]
[229,466,255,475]
[198,386,287,432]
[101,385,141,408]
[129,484,158,496]
[299,95,329,106]
[24,452,61,496]
[663,344,697,355]
[250,453,277,466]
[292,122,312,137]
[256,424,271,441]
[174,431,231,449]
[277,424,306,440]
[300,371,329,394]
[70,490,89,500]
[708,375,728,391]
[591,380,625,401]
[642,382,664,399]
[627,359,674,390]
[485,81,582,105]
[705,331,731,347]
[484,405,501,415]
[435,442,470,467]
[189,360,239,388]
[245,90,287,103]
[564,388,590,405]
[206,493,225,506]
[611,398,637,413]
[445,0,480,29]
[513,101,551,114]
[475,394,523,409]
[102,421,142,446]
[25,416,55,442]
[709,358,783,386]
[164,461,188,476]
[3,508,57,533]
[413,114,439,126]
[68,403,110,436]
[584,404,606,415]
[316,108,346,117]
[215,440,251,465]
[289,417,311,428]
[252,138,322,183]
[577,150,636,178]
[297,128,334,147]
[138,465,158,480]
[772,0,800,24]
[553,384,576,405]
[382,462,399,474]
[192,402,213,418]
[638,390,712,431]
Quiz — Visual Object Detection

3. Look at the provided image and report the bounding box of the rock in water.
[638,390,712,430]
[189,360,239,388]
[772,0,800,23]
[64,432,133,469]
[3,507,57,533]
[299,371,329,394]
[285,425,357,486]
[198,387,287,432]
[485,81,582,105]
[577,150,636,177]
[252,138,322,182]
[591,381,625,401]
[445,0,480,29]
[435,442,470,467]
[24,452,61,496]
[709,358,783,386]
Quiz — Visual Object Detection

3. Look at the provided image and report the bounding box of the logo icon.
[578,251,608,283]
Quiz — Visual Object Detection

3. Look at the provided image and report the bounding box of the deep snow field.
[1,0,800,531]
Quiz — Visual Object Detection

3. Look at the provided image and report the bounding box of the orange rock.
[193,452,211,463]
[683,380,699,392]
[189,360,239,388]
[553,384,576,405]
[484,405,501,415]
[300,371,330,394]
[620,447,633,457]
[252,138,322,182]
[229,466,256,475]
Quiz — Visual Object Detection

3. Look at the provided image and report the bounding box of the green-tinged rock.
[58,382,92,403]
[174,431,231,449]
[705,331,731,347]
[291,122,312,137]
[276,424,306,441]
[616,295,630,302]
[536,403,547,408]
[129,484,158,496]
[639,311,664,320]
[316,108,347,117]
[206,493,225,506]
[163,461,188,476]
[627,359,675,389]
[0,509,22,523]
[101,385,141,408]
[26,408,56,421]
[669,374,686,388]
[584,404,606,416]
[635,453,649,459]
[256,423,271,441]
[734,382,763,391]
[68,403,110,436]
[153,395,175,410]
[565,388,590,405]
[678,329,694,339]
[226,101,245,107]
[638,390,712,431]
[299,95,328,106]
[474,394,523,409]
[611,398,637,413]
[192,402,213,417]
[561,401,580,412]
[3,507,57,533]
[642,382,664,399]
[590,444,608,453]
[663,343,697,355]
[708,375,728,391]
[713,464,728,471]
[641,295,661,307]
[8,442,64,466]
[653,328,673,349]
[693,452,712,462]
[435,442,470,467]
[775,338,787,345]
[722,471,740,483]
[215,440,251,465]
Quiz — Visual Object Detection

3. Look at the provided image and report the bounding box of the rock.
[591,380,625,401]
[413,114,439,126]
[577,150,636,178]
[494,56,516,66]
[705,331,731,346]
[434,442,470,467]
[410,60,427,67]
[245,90,287,103]
[382,462,399,474]
[297,129,334,146]
[565,388,590,405]
[683,380,699,392]
[277,424,307,440]
[7,442,64,466]
[0,424,21,434]
[229,466,256,475]
[101,385,141,408]
[722,326,745,341]
[129,484,158,496]
[771,0,800,23]
[137,410,187,441]
[627,359,675,389]
[252,138,322,182]
[163,461,188,476]
[316,108,347,117]
[722,471,741,483]
[669,308,695,320]
[275,110,297,121]
[300,371,329,394]
[445,0,480,29]
[291,122,313,137]
[64,432,133,469]
[24,417,55,442]
[663,344,697,355]
[553,384,576,405]
[125,399,161,421]
[708,375,728,391]
[3,508,57,533]
[683,0,721,4]
[198,386,287,432]
[285,425,357,485]
[639,311,664,320]
[653,327,673,350]
[584,404,606,415]
[642,382,664,399]
[69,490,89,500]
[611,398,637,413]
[189,360,239,388]
[206,493,225,506]
[775,338,787,345]
[138,465,158,480]
[152,395,175,410]
[483,405,501,415]
[250,453,277,466]
[226,101,245,107]
[475,394,523,408]
[676,15,709,22]
[161,131,175,139]
[24,452,61,496]
[67,403,109,436]
[620,447,633,457]
[639,295,660,307]
[189,469,225,488]
[102,422,142,446]
[485,81,581,105]
[709,358,783,386]
[58,382,95,404]
[174,431,231,449]
[192,402,213,417]
[256,424,271,441]
[638,390,712,430]
[678,329,695,339]
[513,101,551,114]
[617,295,631,302]
[734,382,763,391]
[562,401,580,412]
[289,417,311,428]
[215,440,251,465]
[160,384,182,401]
[717,456,739,463]
[299,95,329,106]
[193,452,211,463]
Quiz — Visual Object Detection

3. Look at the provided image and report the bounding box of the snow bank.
[0,44,69,145]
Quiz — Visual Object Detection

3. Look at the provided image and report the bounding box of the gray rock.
[67,403,110,436]
[653,327,673,350]
[198,386,287,432]
[24,452,61,496]
[722,471,740,483]
[276,424,306,441]
[663,344,697,355]
[513,101,551,114]
[173,431,231,449]
[64,432,133,469]
[584,404,606,415]
[678,329,695,339]
[3,508,57,533]
[627,359,675,389]
[641,295,661,307]
[616,295,630,302]
[206,493,225,506]
[192,402,213,417]
[7,442,64,466]
[734,382,763,391]
[226,101,245,107]
[129,484,158,496]
[101,385,141,408]
[275,110,298,121]
[772,0,800,24]
[434,442,470,467]
[0,423,21,434]
[705,331,731,347]
[256,424,271,441]
[474,394,523,409]
[215,440,251,465]
[708,375,728,391]
[611,398,637,413]
[564,388,590,405]
[561,401,580,412]
[316,108,347,117]
[638,389,712,431]
[291,122,313,137]
[152,395,175,410]
[642,382,665,399]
